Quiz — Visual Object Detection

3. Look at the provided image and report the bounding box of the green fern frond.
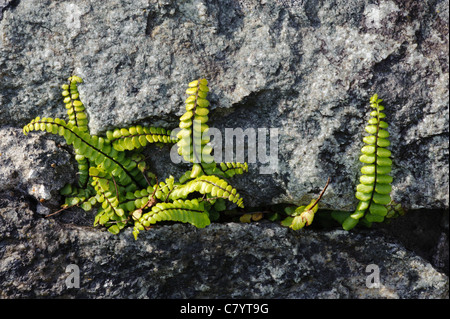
[169,175,244,208]
[342,94,393,230]
[106,125,177,151]
[23,117,147,188]
[178,161,248,183]
[60,183,96,209]
[62,76,89,133]
[217,162,249,178]
[288,200,318,230]
[90,166,125,217]
[132,198,210,239]
[177,79,213,166]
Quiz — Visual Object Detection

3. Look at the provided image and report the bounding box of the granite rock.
[0,127,75,210]
[0,0,448,210]
[0,0,448,300]
[0,193,448,299]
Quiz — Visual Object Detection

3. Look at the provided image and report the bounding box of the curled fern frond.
[342,94,393,230]
[169,175,245,208]
[143,198,209,227]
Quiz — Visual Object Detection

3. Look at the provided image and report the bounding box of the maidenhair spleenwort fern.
[23,76,248,239]
[280,94,405,231]
[332,94,403,230]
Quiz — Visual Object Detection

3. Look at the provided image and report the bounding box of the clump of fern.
[23,76,248,239]
[282,95,404,232]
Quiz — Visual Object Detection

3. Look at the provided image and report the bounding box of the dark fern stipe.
[23,76,248,239]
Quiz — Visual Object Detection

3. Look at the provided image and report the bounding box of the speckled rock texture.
[0,0,448,299]
[1,0,448,209]
[0,193,448,298]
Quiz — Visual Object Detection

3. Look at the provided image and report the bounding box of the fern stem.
[45,203,79,218]
[110,174,120,200]
[309,177,331,211]
[198,179,228,192]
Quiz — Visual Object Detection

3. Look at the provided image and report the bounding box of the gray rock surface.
[0,0,448,300]
[0,127,76,211]
[0,193,448,299]
[1,0,448,210]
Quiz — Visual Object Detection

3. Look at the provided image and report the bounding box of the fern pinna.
[340,94,394,230]
[23,76,247,239]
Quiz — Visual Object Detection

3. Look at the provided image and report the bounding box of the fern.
[339,94,394,230]
[62,76,89,133]
[281,177,330,230]
[24,117,148,188]
[23,76,248,239]
[21,75,407,237]
[106,126,177,152]
[169,175,245,208]
[133,198,211,237]
[282,95,403,231]
[176,79,248,180]
[177,79,212,166]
